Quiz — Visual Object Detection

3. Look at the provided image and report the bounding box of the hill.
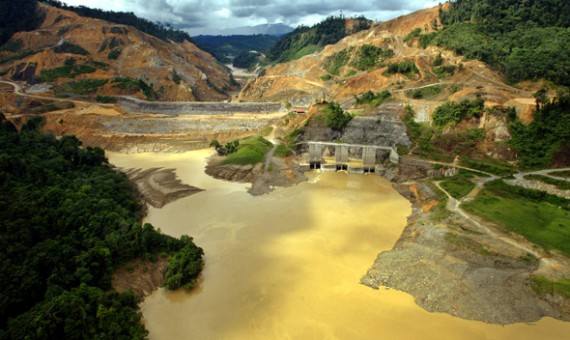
[426,0,570,85]
[0,1,236,101]
[192,23,294,37]
[193,34,280,65]
[239,3,569,168]
[266,15,372,63]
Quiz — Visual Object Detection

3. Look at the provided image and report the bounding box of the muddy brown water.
[108,150,570,339]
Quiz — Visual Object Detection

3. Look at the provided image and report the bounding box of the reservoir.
[108,150,570,339]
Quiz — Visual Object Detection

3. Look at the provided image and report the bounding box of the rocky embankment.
[117,97,285,115]
[361,181,570,324]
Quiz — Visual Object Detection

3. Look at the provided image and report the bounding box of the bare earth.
[122,167,203,208]
[361,182,570,324]
[112,257,168,297]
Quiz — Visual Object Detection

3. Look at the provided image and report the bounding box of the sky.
[59,0,440,35]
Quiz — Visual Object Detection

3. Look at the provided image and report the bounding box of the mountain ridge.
[0,2,236,101]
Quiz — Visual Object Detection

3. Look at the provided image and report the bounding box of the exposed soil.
[205,154,307,196]
[112,257,168,297]
[361,181,570,324]
[122,167,203,208]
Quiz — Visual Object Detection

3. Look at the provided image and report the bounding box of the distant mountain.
[193,34,280,64]
[192,23,294,37]
[267,16,372,63]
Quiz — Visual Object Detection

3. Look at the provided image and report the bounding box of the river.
[108,150,570,339]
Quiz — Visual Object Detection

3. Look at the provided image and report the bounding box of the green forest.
[0,0,40,46]
[431,0,570,85]
[0,115,203,338]
[267,16,371,63]
[193,35,280,64]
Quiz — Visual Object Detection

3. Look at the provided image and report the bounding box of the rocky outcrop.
[362,182,570,324]
[117,96,284,115]
[341,102,410,147]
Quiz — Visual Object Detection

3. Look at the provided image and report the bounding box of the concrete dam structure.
[304,141,399,174]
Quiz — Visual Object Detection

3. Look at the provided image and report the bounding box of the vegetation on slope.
[267,16,371,63]
[463,180,570,256]
[509,92,570,169]
[354,90,391,107]
[323,102,353,131]
[0,115,203,337]
[0,0,40,46]
[432,0,570,85]
[222,136,273,165]
[193,34,280,64]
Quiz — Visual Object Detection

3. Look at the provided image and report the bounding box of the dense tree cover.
[267,16,371,63]
[383,60,419,77]
[232,51,260,69]
[509,92,570,168]
[0,115,203,337]
[354,90,392,107]
[352,45,394,71]
[193,35,280,63]
[433,0,570,85]
[322,102,353,131]
[0,0,40,46]
[210,140,240,156]
[432,97,485,127]
[43,0,193,43]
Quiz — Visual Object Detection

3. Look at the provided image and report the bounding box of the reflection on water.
[109,150,570,340]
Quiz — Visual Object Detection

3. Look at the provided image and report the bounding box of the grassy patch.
[441,176,476,199]
[383,60,419,77]
[351,45,394,71]
[323,48,351,75]
[463,180,570,256]
[433,65,456,78]
[96,95,117,103]
[548,170,570,178]
[0,39,23,52]
[64,79,108,95]
[425,181,452,222]
[291,44,319,61]
[107,48,121,60]
[406,85,443,100]
[354,90,391,107]
[0,50,39,64]
[274,144,293,157]
[524,174,570,190]
[53,42,89,55]
[460,158,516,176]
[344,69,357,77]
[223,136,273,165]
[39,60,98,81]
[532,276,570,298]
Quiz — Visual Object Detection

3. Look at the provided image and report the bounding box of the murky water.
[109,150,570,339]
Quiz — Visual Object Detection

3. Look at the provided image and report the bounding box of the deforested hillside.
[0,1,237,101]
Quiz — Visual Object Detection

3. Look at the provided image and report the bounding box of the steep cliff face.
[0,3,235,101]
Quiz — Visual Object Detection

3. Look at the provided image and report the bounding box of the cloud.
[59,0,438,35]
